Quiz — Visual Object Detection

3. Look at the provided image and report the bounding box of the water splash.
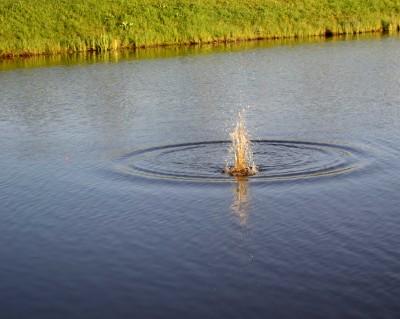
[225,111,258,177]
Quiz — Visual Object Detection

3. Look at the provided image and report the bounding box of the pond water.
[1,35,399,318]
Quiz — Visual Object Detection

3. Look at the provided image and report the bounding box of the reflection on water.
[231,176,250,227]
[0,33,391,71]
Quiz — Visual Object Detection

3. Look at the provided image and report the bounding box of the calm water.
[1,35,400,318]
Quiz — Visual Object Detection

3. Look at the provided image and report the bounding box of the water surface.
[1,35,400,318]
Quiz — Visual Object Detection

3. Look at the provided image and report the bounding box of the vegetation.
[1,0,399,58]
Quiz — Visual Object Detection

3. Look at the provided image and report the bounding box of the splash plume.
[225,111,258,177]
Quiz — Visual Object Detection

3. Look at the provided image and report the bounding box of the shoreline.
[1,30,399,61]
[1,0,399,60]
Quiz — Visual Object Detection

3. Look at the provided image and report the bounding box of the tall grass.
[1,0,399,57]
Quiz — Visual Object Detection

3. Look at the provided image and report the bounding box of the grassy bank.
[1,0,399,57]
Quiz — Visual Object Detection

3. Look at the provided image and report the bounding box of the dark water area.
[1,34,399,318]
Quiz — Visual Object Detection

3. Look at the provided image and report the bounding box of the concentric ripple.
[115,140,367,182]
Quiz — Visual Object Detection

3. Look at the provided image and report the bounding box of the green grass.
[1,0,399,57]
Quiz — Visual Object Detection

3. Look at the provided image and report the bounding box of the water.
[1,35,400,318]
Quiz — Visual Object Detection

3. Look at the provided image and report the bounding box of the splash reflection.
[231,176,251,227]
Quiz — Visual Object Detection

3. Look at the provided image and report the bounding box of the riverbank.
[1,0,399,58]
